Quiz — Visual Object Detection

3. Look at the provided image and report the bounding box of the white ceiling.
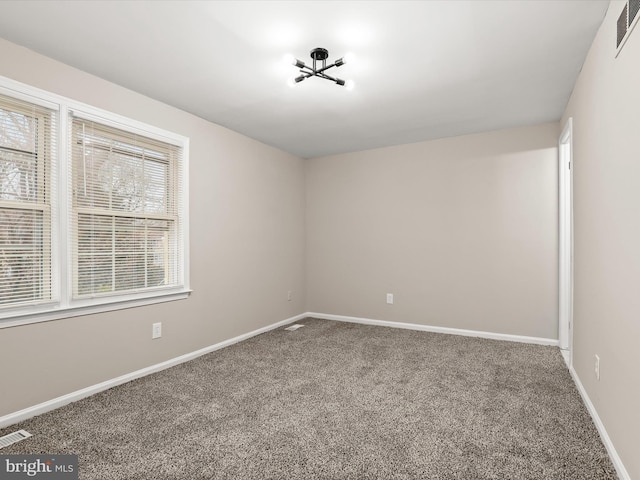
[0,1,608,158]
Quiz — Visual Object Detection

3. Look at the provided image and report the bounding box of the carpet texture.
[0,318,617,479]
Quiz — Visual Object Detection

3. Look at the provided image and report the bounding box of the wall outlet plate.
[386,293,394,304]
[152,322,162,339]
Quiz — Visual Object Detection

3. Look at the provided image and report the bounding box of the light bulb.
[287,77,296,87]
[345,79,355,91]
[344,52,356,64]
[283,53,296,65]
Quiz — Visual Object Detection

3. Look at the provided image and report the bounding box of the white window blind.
[70,114,183,298]
[0,93,56,308]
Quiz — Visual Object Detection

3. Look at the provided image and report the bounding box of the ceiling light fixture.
[286,48,354,89]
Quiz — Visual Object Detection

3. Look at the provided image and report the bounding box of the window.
[0,78,189,327]
[70,115,182,298]
[0,93,56,308]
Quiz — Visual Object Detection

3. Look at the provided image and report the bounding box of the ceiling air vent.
[617,0,640,53]
[630,0,640,25]
[617,3,628,47]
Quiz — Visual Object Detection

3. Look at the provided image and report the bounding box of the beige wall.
[306,123,559,339]
[0,39,306,416]
[562,1,640,477]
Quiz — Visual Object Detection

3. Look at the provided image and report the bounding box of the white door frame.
[558,118,574,364]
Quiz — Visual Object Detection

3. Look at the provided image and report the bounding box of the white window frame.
[0,75,190,329]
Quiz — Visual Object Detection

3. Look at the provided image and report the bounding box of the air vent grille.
[284,324,305,331]
[0,430,32,449]
[630,0,639,24]
[617,3,628,48]
[617,0,639,52]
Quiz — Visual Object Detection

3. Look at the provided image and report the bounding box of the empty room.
[0,1,637,479]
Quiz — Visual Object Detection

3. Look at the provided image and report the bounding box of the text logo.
[0,455,77,479]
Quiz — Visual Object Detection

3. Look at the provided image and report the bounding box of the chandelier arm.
[314,63,337,75]
[316,72,339,82]
[299,63,337,77]
[299,66,321,77]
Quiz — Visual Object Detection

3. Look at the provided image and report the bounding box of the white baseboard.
[306,312,559,346]
[0,312,305,429]
[568,366,630,480]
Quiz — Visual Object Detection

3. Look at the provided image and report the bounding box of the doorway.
[558,118,574,366]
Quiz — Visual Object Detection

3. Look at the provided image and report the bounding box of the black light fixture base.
[310,47,329,61]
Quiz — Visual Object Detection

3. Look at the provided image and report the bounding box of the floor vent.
[284,324,305,331]
[0,430,32,449]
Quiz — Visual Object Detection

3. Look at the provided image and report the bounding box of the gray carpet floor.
[0,318,617,479]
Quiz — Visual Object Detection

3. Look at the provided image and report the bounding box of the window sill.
[0,289,192,329]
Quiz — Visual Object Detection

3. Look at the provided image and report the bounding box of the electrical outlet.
[386,293,394,305]
[594,354,600,380]
[287,290,292,301]
[152,322,162,339]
